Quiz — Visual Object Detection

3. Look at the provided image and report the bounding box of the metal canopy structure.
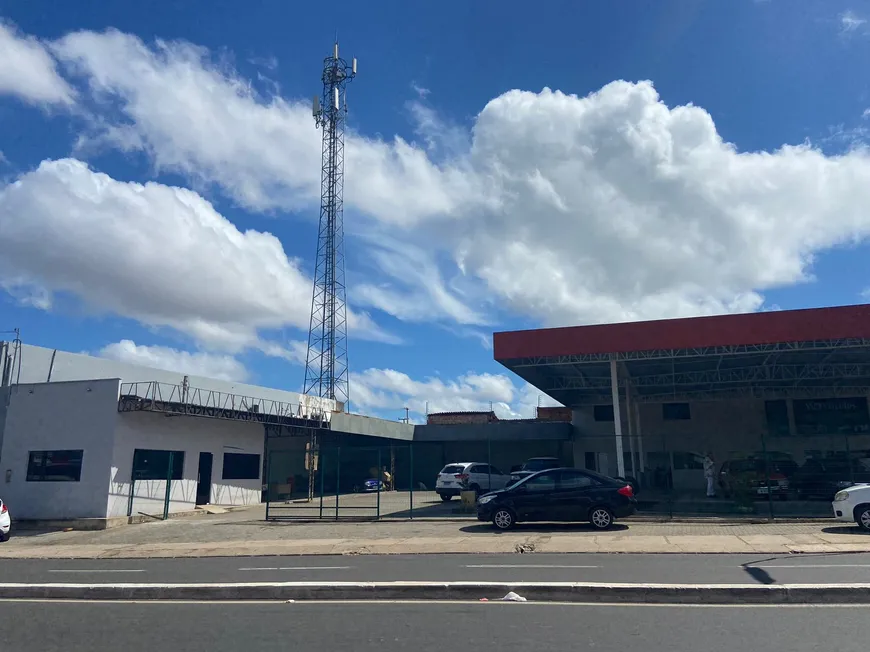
[502,339,870,405]
[494,305,870,406]
[118,381,329,430]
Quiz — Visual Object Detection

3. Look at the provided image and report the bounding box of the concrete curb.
[3,581,870,604]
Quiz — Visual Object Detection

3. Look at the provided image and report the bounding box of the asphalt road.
[0,600,866,652]
[8,552,870,584]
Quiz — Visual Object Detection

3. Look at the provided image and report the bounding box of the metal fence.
[580,414,870,520]
[264,406,870,521]
[264,439,576,521]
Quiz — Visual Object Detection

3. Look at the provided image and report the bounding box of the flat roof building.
[494,304,870,517]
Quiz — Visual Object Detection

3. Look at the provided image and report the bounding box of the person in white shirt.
[703,453,716,498]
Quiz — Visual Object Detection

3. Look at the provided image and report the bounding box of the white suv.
[832,484,870,530]
[0,498,10,542]
[436,462,510,501]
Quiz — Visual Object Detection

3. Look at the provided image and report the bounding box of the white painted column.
[610,358,626,478]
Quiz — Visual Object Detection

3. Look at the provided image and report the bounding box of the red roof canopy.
[494,304,870,360]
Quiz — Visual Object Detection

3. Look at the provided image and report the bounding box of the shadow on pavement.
[459,522,630,534]
[821,526,870,535]
[742,565,776,585]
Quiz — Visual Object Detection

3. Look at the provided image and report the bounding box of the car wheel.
[439,493,452,502]
[0,532,9,543]
[492,508,515,530]
[589,506,614,530]
[855,504,870,532]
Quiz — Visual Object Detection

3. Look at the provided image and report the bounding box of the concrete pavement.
[0,600,867,651]
[3,515,870,558]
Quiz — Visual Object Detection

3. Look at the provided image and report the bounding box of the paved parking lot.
[265,490,467,520]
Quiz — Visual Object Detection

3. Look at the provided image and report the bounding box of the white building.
[0,343,336,523]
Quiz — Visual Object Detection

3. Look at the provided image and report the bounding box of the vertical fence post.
[163,452,174,521]
[376,448,382,520]
[662,432,674,519]
[319,450,325,519]
[335,447,341,521]
[264,451,272,521]
[127,476,136,518]
[760,429,774,520]
[845,435,854,485]
[487,435,492,492]
[409,443,414,520]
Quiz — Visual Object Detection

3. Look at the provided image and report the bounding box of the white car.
[0,498,10,542]
[832,484,870,530]
[436,462,510,501]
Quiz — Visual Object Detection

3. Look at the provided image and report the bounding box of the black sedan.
[477,467,636,530]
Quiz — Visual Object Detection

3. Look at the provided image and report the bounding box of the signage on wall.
[792,397,870,435]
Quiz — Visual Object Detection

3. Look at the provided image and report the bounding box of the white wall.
[108,412,264,518]
[0,379,119,519]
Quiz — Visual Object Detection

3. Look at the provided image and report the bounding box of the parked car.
[436,462,510,501]
[832,484,870,531]
[792,458,870,500]
[506,457,562,487]
[0,498,10,542]
[363,478,384,492]
[477,468,636,530]
[718,457,798,500]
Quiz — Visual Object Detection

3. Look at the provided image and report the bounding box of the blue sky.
[1,0,870,421]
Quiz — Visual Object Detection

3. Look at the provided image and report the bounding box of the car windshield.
[440,465,466,474]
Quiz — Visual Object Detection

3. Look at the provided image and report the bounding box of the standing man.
[703,453,716,498]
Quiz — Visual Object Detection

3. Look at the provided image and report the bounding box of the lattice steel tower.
[303,42,357,410]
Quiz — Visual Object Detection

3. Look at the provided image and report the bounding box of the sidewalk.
[3,511,870,559]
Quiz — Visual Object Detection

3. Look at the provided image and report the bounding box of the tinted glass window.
[133,449,185,480]
[469,464,487,474]
[764,399,790,436]
[26,449,83,482]
[559,471,596,489]
[662,402,691,420]
[523,472,557,492]
[673,452,704,470]
[441,465,466,474]
[593,405,614,421]
[490,466,503,476]
[222,453,260,480]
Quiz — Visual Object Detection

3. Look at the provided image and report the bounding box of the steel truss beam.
[118,381,329,429]
[558,384,870,405]
[546,363,870,391]
[507,338,870,367]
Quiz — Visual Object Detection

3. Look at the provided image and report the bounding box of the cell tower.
[303,42,357,411]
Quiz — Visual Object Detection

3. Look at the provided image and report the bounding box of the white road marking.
[464,565,600,569]
[758,564,870,569]
[237,566,352,571]
[0,598,867,609]
[48,569,145,574]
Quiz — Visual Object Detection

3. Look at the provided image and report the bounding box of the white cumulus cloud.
[0,158,391,352]
[8,26,864,333]
[350,367,561,421]
[0,21,75,106]
[100,339,248,382]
